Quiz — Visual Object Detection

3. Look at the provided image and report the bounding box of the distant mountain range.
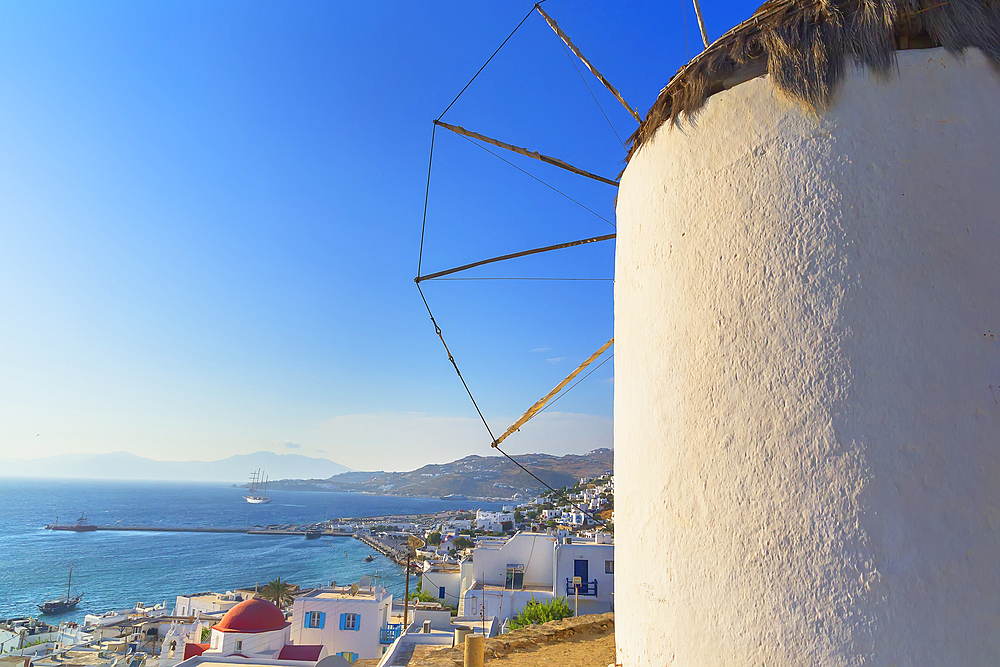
[267,448,614,499]
[0,450,350,483]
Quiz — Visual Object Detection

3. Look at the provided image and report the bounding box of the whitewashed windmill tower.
[614,0,1000,664]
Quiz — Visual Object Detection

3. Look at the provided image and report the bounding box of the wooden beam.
[416,234,616,283]
[492,338,614,448]
[535,5,643,123]
[434,120,619,187]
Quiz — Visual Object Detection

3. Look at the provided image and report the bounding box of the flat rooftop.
[302,586,381,600]
[178,592,244,603]
[480,583,551,593]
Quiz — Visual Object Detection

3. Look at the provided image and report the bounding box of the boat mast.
[67,564,73,601]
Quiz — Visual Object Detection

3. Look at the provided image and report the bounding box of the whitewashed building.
[177,598,326,667]
[474,510,513,533]
[159,619,202,667]
[459,533,614,624]
[174,592,246,618]
[418,561,462,607]
[289,581,394,663]
[615,1,1000,663]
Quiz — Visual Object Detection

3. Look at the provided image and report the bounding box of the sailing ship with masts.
[38,564,83,614]
[244,469,273,504]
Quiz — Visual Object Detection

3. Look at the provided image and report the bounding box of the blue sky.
[0,0,757,471]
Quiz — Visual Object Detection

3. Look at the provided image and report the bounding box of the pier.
[44,524,356,537]
[356,534,423,569]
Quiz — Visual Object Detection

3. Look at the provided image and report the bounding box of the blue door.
[574,559,589,582]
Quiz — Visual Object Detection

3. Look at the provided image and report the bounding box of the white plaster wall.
[419,570,462,606]
[470,534,556,588]
[210,626,288,657]
[615,47,1000,666]
[462,588,555,625]
[553,543,615,608]
[291,594,389,659]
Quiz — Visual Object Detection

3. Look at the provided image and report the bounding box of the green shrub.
[453,537,474,549]
[408,589,438,603]
[509,596,574,630]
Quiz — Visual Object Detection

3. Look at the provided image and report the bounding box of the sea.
[0,479,500,624]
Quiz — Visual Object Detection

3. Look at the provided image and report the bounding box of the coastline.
[0,480,497,624]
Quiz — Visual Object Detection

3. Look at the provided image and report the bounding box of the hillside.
[267,448,613,499]
[0,450,350,482]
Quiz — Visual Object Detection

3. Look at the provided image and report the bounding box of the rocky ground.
[408,612,615,667]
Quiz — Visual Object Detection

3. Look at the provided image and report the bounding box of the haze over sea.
[0,479,500,623]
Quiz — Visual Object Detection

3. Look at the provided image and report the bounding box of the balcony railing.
[379,624,402,644]
[566,578,598,597]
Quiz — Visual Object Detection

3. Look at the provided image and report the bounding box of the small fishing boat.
[364,555,375,562]
[38,565,83,614]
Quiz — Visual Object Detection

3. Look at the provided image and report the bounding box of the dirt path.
[409,613,615,667]
[488,631,615,666]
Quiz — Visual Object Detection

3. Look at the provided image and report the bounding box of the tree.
[408,589,438,603]
[427,531,441,545]
[546,519,556,528]
[453,536,474,549]
[260,577,295,609]
[501,520,514,533]
[509,596,574,630]
[513,510,523,524]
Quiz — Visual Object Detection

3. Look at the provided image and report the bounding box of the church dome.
[214,598,289,633]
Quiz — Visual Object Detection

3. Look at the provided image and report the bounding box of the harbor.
[43,523,356,537]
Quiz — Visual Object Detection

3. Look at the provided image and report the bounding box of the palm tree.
[259,577,295,609]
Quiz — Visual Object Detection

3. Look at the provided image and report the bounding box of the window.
[439,587,446,600]
[234,640,242,652]
[337,652,356,663]
[606,560,614,574]
[505,564,525,590]
[340,613,358,630]
[305,611,326,629]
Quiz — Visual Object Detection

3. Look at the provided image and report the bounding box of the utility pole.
[573,576,581,617]
[403,553,411,629]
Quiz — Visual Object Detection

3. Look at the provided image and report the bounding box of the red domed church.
[179,598,328,666]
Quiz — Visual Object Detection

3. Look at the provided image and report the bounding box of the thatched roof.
[627,0,1000,161]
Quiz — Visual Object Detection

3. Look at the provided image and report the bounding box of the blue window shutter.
[354,615,361,632]
[318,612,326,629]
[439,587,446,599]
[339,613,347,631]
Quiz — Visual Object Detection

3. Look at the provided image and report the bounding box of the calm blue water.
[0,479,496,623]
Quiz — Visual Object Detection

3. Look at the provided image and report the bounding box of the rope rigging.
[414,2,637,529]
[415,233,615,283]
[559,40,626,149]
[491,338,614,448]
[434,120,619,187]
[434,277,612,281]
[535,4,642,123]
[456,133,615,227]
